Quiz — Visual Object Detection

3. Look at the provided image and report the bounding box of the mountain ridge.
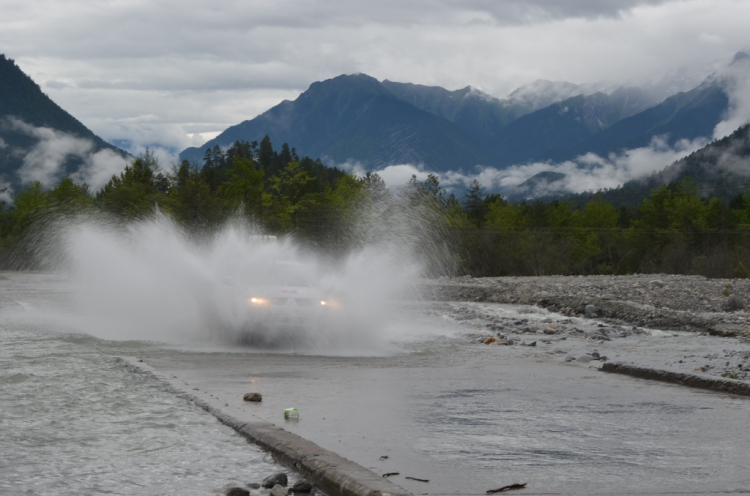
[181,62,741,174]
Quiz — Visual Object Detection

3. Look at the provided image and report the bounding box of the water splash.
[24,193,458,354]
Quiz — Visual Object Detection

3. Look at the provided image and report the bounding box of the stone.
[576,355,592,363]
[292,480,314,493]
[262,473,288,488]
[226,488,250,496]
[243,392,263,402]
[565,356,575,362]
[483,337,498,345]
[591,352,601,360]
[270,484,287,496]
[584,305,597,318]
[246,483,261,489]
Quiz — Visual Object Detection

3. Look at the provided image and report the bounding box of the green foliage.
[97,150,167,218]
[11,181,49,232]
[5,132,750,278]
[735,262,750,279]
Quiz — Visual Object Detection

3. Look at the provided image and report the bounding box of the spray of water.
[23,191,458,355]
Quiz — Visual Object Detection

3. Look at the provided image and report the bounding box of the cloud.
[69,148,133,191]
[8,118,95,186]
[369,164,432,190]
[362,135,709,198]
[0,181,12,204]
[5,118,133,191]
[3,0,750,149]
[712,54,750,139]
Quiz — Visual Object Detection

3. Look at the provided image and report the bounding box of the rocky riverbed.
[420,274,750,387]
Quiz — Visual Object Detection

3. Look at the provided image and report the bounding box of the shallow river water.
[0,273,293,496]
[2,272,750,495]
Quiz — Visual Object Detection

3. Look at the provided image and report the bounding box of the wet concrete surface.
[137,341,750,495]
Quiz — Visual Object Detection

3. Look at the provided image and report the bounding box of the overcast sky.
[1,0,749,156]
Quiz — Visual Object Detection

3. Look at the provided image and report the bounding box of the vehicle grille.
[265,297,317,306]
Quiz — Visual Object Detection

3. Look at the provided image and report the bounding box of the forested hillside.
[7,136,750,279]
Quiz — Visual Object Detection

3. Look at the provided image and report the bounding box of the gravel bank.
[420,274,750,392]
[422,274,750,335]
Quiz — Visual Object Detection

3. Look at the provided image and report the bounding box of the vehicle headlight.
[248,297,268,306]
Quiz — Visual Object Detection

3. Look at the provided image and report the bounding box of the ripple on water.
[0,321,294,495]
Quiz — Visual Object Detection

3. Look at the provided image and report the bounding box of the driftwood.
[381,472,399,478]
[405,477,429,483]
[486,482,527,494]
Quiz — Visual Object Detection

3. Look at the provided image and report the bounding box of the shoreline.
[421,274,750,395]
[421,274,750,334]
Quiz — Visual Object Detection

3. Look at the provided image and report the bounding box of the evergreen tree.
[464,179,485,227]
[258,135,274,172]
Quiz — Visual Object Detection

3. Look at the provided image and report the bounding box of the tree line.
[3,136,750,278]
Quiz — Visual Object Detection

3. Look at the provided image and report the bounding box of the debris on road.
[486,482,527,493]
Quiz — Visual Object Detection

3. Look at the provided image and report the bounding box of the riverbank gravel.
[420,274,750,390]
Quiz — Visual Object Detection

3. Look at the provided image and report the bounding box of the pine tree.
[464,179,485,227]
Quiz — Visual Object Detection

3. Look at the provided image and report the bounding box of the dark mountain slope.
[488,89,661,166]
[546,83,729,162]
[380,80,523,150]
[382,81,658,166]
[181,74,498,171]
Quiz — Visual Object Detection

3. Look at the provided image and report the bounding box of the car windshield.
[239,263,314,287]
[274,268,312,287]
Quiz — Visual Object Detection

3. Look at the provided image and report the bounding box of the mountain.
[539,53,750,164]
[0,54,126,190]
[181,74,666,172]
[543,82,729,163]
[381,80,658,166]
[488,87,659,166]
[181,74,498,172]
[180,52,747,182]
[379,80,522,154]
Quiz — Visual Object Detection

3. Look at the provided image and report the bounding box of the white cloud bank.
[4,118,133,193]
[356,135,708,197]
[0,181,12,204]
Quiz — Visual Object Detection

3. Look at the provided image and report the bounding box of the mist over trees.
[3,136,750,279]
